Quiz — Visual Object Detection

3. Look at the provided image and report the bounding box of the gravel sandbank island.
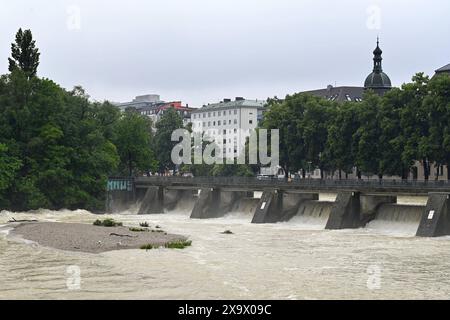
[10,221,189,253]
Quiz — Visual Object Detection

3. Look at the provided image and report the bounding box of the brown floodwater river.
[1,195,450,299]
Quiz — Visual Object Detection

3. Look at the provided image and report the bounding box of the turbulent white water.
[286,201,332,229]
[2,195,450,300]
[365,204,423,236]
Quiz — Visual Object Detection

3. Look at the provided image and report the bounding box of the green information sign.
[107,179,133,192]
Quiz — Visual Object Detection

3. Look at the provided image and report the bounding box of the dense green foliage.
[113,112,157,176]
[154,107,184,173]
[0,29,159,211]
[262,73,450,180]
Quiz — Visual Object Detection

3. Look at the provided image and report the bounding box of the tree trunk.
[302,168,306,179]
[401,166,408,180]
[423,158,429,181]
[320,167,324,180]
[128,152,133,177]
[357,169,362,180]
[338,169,342,180]
[447,165,450,181]
[345,172,348,179]
[378,173,383,180]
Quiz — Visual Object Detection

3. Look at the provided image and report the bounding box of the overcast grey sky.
[1,0,449,106]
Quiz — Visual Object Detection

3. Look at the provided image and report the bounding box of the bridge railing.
[134,176,450,190]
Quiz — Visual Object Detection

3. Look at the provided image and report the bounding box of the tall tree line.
[262,72,450,180]
[0,29,182,211]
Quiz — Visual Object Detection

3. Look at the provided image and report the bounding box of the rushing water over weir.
[2,195,450,299]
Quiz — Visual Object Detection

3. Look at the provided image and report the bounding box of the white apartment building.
[191,97,265,159]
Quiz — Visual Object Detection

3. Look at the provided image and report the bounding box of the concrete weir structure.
[252,191,318,223]
[191,189,247,219]
[106,176,450,237]
[416,193,450,237]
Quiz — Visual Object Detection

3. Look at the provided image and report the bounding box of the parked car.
[182,172,194,178]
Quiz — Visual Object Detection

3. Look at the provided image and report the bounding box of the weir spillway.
[106,177,450,238]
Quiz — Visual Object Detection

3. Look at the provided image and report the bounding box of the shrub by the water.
[93,218,122,227]
[140,239,192,250]
[139,222,149,228]
[140,244,155,250]
[129,227,149,232]
[165,240,192,249]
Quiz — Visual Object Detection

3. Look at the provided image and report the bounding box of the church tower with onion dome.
[364,38,392,95]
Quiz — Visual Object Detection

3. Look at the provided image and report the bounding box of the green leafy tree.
[154,108,184,173]
[423,73,450,179]
[353,91,383,178]
[301,96,333,178]
[262,95,306,177]
[378,88,410,179]
[400,73,431,180]
[8,28,40,78]
[323,102,358,179]
[113,112,157,177]
[0,144,22,207]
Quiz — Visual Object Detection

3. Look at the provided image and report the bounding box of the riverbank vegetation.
[262,73,450,180]
[0,29,181,211]
[140,239,192,250]
[93,218,123,227]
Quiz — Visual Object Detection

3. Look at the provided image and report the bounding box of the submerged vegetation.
[93,218,123,227]
[129,227,149,232]
[165,239,192,249]
[140,239,192,250]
